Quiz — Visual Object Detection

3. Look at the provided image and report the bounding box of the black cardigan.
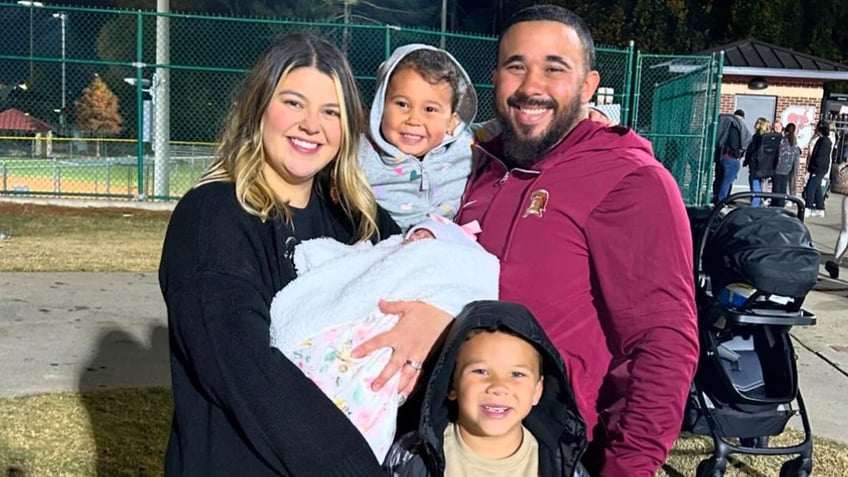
[159,181,399,476]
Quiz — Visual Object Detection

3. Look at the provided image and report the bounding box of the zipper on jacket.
[498,170,509,186]
[469,142,547,261]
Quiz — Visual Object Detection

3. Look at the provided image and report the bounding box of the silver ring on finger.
[405,359,423,371]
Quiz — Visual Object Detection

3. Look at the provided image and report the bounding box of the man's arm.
[586,165,699,476]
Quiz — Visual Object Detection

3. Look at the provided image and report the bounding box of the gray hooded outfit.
[359,44,478,230]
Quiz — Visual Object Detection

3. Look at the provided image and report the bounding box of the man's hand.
[352,299,452,396]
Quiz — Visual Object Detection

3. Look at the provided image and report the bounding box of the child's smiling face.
[448,330,543,458]
[380,67,459,158]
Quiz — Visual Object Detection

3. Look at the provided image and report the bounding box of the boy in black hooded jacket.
[383,300,588,476]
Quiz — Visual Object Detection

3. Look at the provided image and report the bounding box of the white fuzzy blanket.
[270,234,499,353]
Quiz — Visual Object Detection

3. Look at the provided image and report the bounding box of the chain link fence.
[631,53,723,205]
[0,3,717,204]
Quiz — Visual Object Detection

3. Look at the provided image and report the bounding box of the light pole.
[52,12,67,135]
[17,1,44,87]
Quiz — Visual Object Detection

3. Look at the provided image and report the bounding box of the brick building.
[703,39,848,191]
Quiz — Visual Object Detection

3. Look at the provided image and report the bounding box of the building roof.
[0,108,53,132]
[701,39,848,81]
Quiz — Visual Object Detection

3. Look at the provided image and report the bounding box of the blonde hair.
[754,117,772,134]
[197,34,379,242]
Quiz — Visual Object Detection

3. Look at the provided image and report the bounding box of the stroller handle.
[694,192,806,277]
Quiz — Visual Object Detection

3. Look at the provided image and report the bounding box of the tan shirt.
[443,422,539,477]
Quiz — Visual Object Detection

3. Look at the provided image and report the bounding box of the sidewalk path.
[0,272,169,396]
[0,195,846,444]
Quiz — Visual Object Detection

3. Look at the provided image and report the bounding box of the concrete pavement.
[0,272,169,396]
[0,195,846,444]
[784,193,848,443]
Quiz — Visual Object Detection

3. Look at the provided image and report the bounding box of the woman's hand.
[352,299,452,396]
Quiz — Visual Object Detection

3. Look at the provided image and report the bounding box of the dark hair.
[499,4,595,71]
[784,122,797,146]
[734,109,745,118]
[392,49,463,113]
[816,120,831,135]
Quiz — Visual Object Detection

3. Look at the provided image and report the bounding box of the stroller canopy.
[703,207,819,299]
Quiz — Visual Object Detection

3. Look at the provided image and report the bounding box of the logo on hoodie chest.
[523,189,549,218]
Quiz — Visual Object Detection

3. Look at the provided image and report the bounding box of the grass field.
[0,201,169,272]
[1,389,172,477]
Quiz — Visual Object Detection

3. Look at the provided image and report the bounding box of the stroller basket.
[686,395,794,440]
[700,309,805,406]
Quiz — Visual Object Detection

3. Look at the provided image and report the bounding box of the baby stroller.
[684,192,819,477]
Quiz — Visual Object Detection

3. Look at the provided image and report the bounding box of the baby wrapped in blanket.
[269,215,499,461]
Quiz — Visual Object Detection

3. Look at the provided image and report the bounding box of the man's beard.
[496,92,583,168]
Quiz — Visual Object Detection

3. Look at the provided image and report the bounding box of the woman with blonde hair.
[744,117,780,206]
[159,33,404,475]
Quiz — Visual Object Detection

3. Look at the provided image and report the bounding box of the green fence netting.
[632,53,723,205]
[0,3,717,204]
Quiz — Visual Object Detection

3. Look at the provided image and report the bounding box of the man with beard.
[454,5,699,476]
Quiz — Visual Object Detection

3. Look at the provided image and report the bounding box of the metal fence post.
[52,157,60,194]
[135,10,146,201]
[384,24,391,59]
[106,162,112,195]
[622,40,635,127]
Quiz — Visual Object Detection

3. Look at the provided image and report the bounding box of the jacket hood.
[369,44,477,158]
[476,118,655,172]
[418,300,586,473]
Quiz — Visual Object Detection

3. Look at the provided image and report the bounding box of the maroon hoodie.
[456,119,698,476]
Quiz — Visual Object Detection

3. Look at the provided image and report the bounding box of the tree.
[76,74,123,157]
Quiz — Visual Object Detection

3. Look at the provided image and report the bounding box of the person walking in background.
[772,122,801,207]
[743,117,780,207]
[823,121,839,200]
[712,109,751,203]
[825,160,848,279]
[805,120,833,218]
[788,124,803,196]
[158,34,404,475]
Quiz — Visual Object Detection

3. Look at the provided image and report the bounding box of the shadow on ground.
[78,326,171,476]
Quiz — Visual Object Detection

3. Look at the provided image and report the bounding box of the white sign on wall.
[779,106,817,149]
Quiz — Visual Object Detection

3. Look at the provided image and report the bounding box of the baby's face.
[380,67,459,158]
[405,228,435,243]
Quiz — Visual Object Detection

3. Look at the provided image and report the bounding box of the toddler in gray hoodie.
[359,44,480,230]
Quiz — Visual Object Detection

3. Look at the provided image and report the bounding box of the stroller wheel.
[779,456,812,477]
[696,458,726,477]
[739,436,769,448]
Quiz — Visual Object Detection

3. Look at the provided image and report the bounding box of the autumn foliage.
[75,74,123,156]
[75,74,123,136]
